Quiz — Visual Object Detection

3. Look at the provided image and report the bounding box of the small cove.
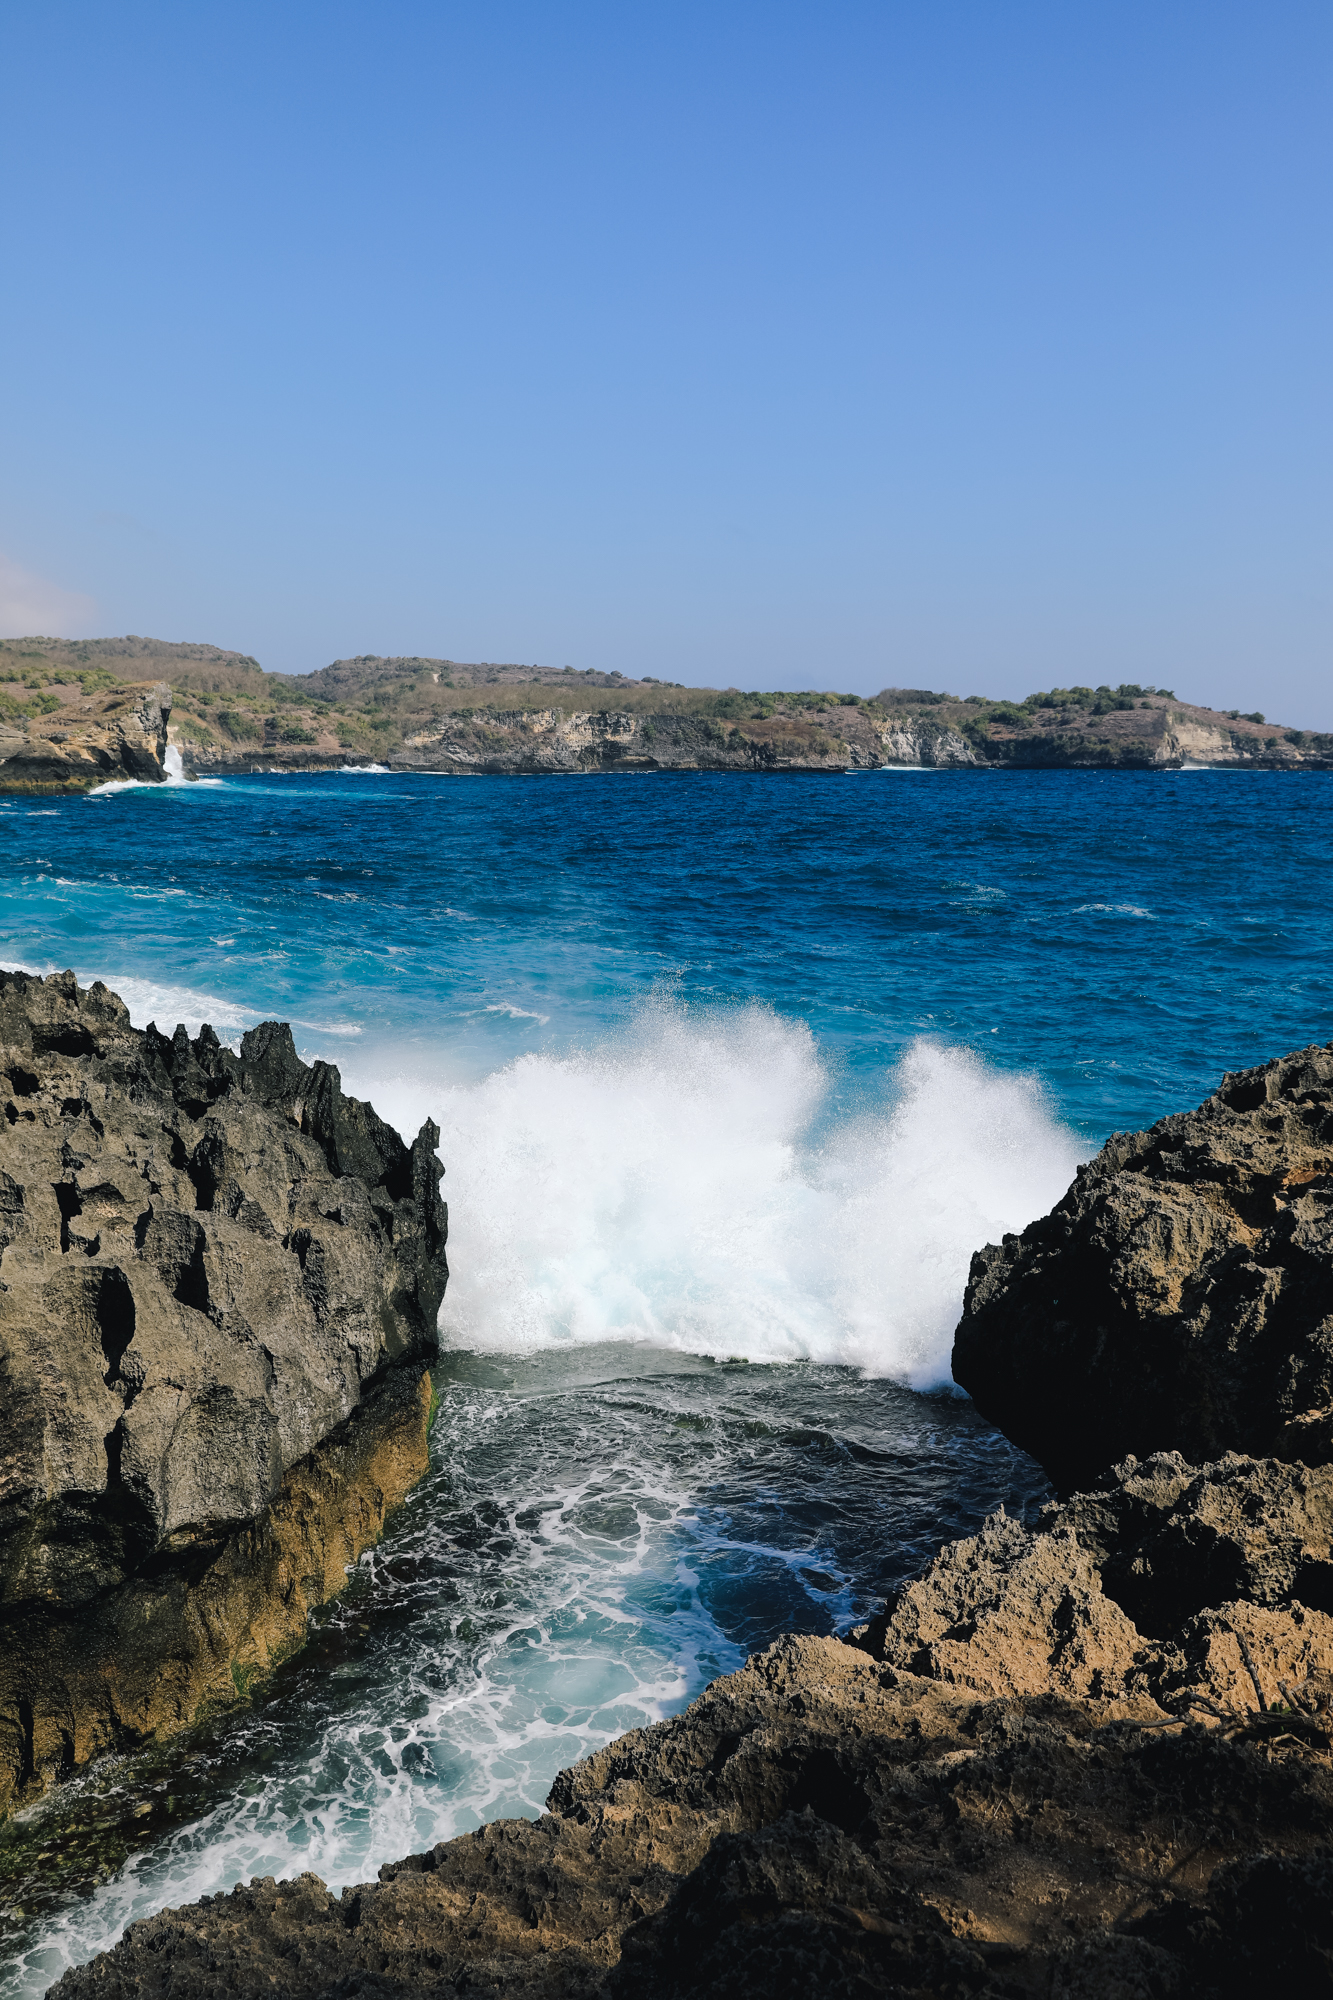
[1,766,1330,1993]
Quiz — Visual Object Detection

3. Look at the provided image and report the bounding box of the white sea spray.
[358,1005,1083,1387]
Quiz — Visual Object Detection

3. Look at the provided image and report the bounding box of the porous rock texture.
[51,1041,1333,1998]
[0,681,171,792]
[53,1450,1333,1998]
[952,1041,1333,1493]
[0,970,447,1813]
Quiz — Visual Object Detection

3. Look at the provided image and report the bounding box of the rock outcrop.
[952,1042,1333,1493]
[871,1448,1333,1712]
[0,970,447,1814]
[52,1453,1333,1996]
[48,1041,1333,1997]
[0,681,171,792]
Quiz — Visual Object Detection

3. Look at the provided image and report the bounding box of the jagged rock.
[873,1508,1144,1701]
[50,1620,1333,1999]
[1058,1451,1333,1627]
[45,1037,1333,1997]
[0,681,171,791]
[47,1449,1333,1997]
[951,1042,1333,1492]
[867,1450,1333,1718]
[0,970,447,1812]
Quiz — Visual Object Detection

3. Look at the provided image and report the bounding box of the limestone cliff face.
[952,1041,1333,1493]
[176,691,1333,780]
[183,705,866,776]
[0,681,171,792]
[875,723,981,766]
[0,971,447,1812]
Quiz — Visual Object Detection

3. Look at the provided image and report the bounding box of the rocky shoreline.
[0,972,447,1817]
[0,683,171,794]
[4,637,1329,783]
[47,1461,1333,1997]
[173,692,1333,780]
[39,1039,1333,1996]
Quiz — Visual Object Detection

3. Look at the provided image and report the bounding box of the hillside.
[1,637,1327,776]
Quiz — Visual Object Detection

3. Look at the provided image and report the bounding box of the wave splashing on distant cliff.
[383,1007,1081,1386]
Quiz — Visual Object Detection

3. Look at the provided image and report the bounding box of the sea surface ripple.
[1,766,1329,1993]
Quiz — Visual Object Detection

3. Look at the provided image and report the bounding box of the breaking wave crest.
[361,1006,1083,1387]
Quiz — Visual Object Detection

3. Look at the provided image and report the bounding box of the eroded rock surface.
[0,970,447,1811]
[0,681,171,792]
[874,1450,1333,1716]
[48,1041,1333,1997]
[53,1451,1333,1998]
[952,1042,1333,1491]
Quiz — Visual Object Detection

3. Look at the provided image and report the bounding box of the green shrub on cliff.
[217,709,261,741]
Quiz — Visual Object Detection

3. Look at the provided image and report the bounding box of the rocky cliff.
[173,690,1333,779]
[51,1041,1333,1997]
[952,1041,1333,1494]
[0,681,171,792]
[8,636,1329,777]
[0,971,447,1815]
[170,688,1333,779]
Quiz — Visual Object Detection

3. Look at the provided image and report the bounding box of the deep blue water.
[2,764,1330,1993]
[5,766,1328,1130]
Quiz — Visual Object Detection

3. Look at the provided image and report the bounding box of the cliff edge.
[0,681,171,792]
[0,971,447,1814]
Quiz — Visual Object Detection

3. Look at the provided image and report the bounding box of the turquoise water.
[2,764,1330,1991]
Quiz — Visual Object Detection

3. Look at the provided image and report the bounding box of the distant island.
[0,635,1328,787]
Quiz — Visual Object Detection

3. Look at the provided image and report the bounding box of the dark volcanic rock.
[0,970,447,1812]
[46,1035,1333,1998]
[952,1042,1333,1492]
[51,1450,1333,1999]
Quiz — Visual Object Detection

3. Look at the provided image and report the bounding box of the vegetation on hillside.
[0,638,1325,764]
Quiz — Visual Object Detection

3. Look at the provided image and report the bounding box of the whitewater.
[1,763,1329,1995]
[363,1008,1080,1381]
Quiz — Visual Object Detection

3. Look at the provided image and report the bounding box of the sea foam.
[356,1006,1083,1388]
[2,957,1077,1385]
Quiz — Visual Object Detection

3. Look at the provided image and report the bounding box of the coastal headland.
[0,971,447,1818]
[0,674,171,794]
[37,1036,1333,1995]
[2,636,1328,783]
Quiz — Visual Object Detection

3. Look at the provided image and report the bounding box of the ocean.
[2,762,1330,1994]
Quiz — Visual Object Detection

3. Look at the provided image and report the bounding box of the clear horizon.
[2,2,1329,725]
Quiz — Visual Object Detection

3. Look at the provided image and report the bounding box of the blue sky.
[2,2,1329,721]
